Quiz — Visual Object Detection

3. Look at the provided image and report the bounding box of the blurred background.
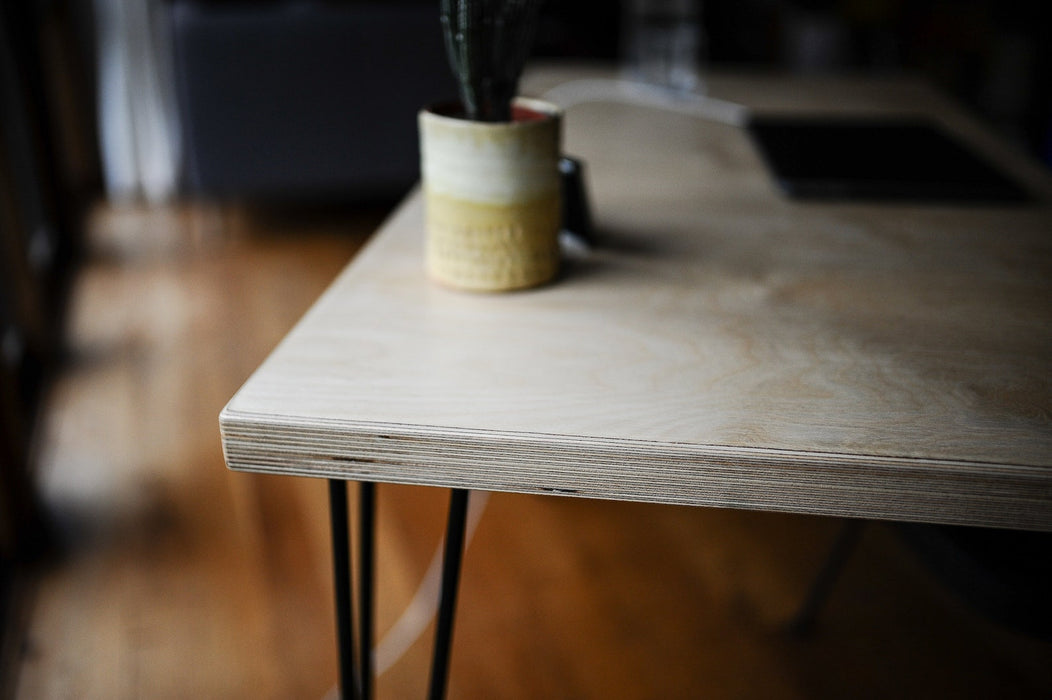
[2,1,1051,698]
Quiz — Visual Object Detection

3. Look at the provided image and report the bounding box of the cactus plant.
[439,0,544,122]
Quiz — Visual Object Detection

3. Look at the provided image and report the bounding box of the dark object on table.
[559,156,594,246]
[748,117,1031,203]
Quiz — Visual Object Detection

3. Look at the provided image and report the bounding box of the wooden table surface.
[221,69,1052,531]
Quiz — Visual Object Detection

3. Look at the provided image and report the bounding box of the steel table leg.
[358,481,376,700]
[427,489,470,700]
[329,479,359,700]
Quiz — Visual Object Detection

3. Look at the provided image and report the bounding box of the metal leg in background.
[787,519,867,637]
[427,489,470,700]
[358,481,376,700]
[329,480,359,700]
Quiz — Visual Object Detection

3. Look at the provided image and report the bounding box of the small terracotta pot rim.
[422,97,562,128]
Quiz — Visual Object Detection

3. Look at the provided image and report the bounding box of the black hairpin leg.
[427,489,470,700]
[328,479,359,699]
[358,481,376,700]
[331,482,468,700]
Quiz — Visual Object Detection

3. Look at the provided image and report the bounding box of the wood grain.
[17,198,1052,698]
[222,71,1052,531]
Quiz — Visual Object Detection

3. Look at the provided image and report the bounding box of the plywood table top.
[221,71,1052,531]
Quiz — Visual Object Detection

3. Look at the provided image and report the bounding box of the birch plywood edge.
[220,78,1052,532]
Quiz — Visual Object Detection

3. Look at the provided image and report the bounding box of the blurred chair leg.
[787,519,867,637]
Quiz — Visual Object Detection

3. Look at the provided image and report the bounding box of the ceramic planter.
[419,98,562,292]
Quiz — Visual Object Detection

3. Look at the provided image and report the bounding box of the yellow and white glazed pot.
[419,98,562,292]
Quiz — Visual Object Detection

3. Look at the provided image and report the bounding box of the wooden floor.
[12,201,1051,698]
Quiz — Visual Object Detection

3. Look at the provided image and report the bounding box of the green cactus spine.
[439,0,543,122]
